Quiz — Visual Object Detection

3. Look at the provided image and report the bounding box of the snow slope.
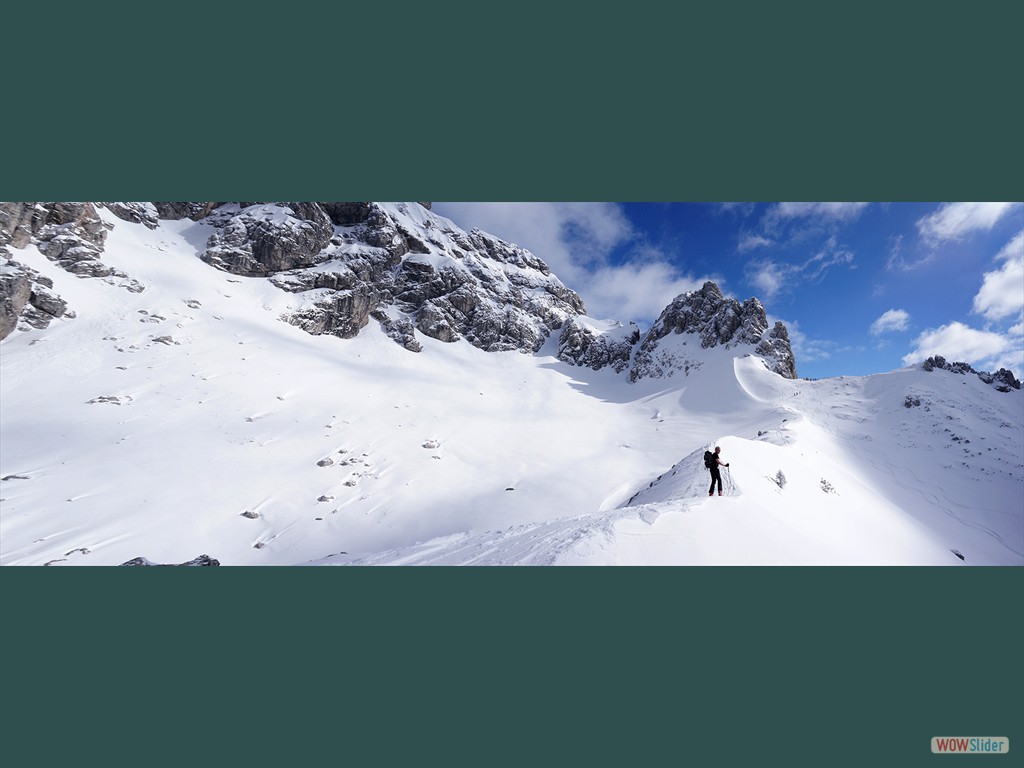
[339,356,1023,566]
[1,209,1022,565]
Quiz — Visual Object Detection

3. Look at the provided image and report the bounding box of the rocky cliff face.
[200,201,587,353]
[555,281,798,381]
[629,281,797,380]
[922,355,1020,392]
[0,201,141,337]
[557,318,639,373]
[0,201,587,352]
[1,204,798,383]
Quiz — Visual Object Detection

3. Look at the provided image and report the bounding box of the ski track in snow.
[2,205,1022,566]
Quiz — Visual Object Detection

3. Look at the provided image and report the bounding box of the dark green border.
[4,568,1021,767]
[3,3,1022,768]
[3,2,1022,200]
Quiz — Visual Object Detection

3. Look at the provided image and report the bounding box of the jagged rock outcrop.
[923,356,1020,392]
[3,201,583,354]
[0,202,111,338]
[630,281,797,381]
[1,202,146,281]
[558,318,639,373]
[202,203,334,276]
[120,554,221,566]
[755,321,798,380]
[198,202,585,354]
[321,202,373,226]
[102,202,160,229]
[152,202,223,221]
[555,281,797,381]
[0,260,71,337]
[642,281,765,349]
[1,202,108,264]
[371,310,422,352]
[0,266,32,337]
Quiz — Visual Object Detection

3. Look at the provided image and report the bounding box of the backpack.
[704,450,715,469]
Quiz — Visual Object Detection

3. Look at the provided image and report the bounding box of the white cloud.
[432,202,706,323]
[972,230,1024,321]
[737,233,773,252]
[871,309,911,335]
[780,320,827,362]
[884,233,936,272]
[432,202,634,286]
[916,202,1020,244]
[747,260,790,300]
[770,202,870,222]
[718,202,757,217]
[744,237,855,300]
[804,236,855,280]
[772,317,856,365]
[902,321,1012,368]
[583,262,707,325]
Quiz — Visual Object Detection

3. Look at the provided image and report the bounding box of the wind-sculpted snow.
[333,355,1022,566]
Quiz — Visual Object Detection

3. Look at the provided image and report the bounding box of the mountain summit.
[630,280,797,381]
[556,280,797,381]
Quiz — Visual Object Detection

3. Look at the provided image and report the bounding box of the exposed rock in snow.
[558,317,639,373]
[0,202,144,337]
[120,554,221,566]
[7,201,112,280]
[152,202,223,221]
[102,202,161,230]
[202,203,334,276]
[237,201,587,353]
[755,321,798,380]
[630,281,797,381]
[923,355,1020,392]
[0,265,32,338]
[0,260,69,339]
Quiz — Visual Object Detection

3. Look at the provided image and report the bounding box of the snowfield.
[1,208,1021,565]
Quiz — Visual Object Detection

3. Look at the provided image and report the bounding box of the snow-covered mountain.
[1,202,1021,566]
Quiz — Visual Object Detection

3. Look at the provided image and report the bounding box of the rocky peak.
[641,280,766,349]
[922,356,1020,392]
[628,281,797,381]
[555,280,797,382]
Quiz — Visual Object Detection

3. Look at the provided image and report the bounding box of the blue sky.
[433,202,1024,380]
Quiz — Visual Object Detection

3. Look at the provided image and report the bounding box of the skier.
[704,446,730,497]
